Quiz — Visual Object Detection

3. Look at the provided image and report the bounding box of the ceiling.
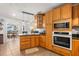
[0,3,62,20]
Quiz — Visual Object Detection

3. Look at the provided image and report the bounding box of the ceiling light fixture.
[12,13,16,17]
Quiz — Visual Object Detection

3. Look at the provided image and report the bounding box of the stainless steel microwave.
[54,21,69,29]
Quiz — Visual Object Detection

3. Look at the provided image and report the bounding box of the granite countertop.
[19,33,45,36]
[72,34,79,39]
[72,37,79,39]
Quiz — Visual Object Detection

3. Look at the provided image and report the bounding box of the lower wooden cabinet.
[20,35,40,50]
[30,36,36,48]
[20,36,31,50]
[35,36,39,46]
[20,44,30,50]
[0,34,3,44]
[52,46,71,56]
[39,35,46,48]
[71,39,79,56]
[45,35,53,50]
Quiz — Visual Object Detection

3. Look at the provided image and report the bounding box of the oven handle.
[53,35,72,38]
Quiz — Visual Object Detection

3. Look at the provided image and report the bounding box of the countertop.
[72,37,79,39]
[19,33,45,36]
[72,34,79,39]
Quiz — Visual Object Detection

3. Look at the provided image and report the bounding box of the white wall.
[22,14,35,34]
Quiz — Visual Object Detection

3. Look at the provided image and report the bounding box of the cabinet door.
[53,8,60,21]
[46,35,52,50]
[30,36,36,48]
[52,46,70,56]
[72,5,79,26]
[45,10,53,50]
[35,36,39,46]
[20,36,31,50]
[61,4,72,19]
[40,35,46,48]
[0,34,3,44]
[72,40,79,56]
[37,15,43,28]
[72,18,79,26]
[45,11,52,25]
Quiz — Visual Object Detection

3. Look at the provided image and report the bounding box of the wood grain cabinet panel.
[20,44,30,50]
[0,34,3,44]
[52,46,71,56]
[20,36,31,50]
[45,10,53,50]
[61,4,72,19]
[30,36,36,48]
[72,5,79,26]
[71,39,79,56]
[39,35,46,48]
[53,7,60,21]
[72,18,79,26]
[35,36,39,46]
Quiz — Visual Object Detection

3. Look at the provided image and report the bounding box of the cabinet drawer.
[20,44,30,50]
[61,4,72,19]
[20,41,30,45]
[20,39,30,42]
[53,46,70,56]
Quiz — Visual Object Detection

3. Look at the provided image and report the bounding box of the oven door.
[53,35,72,50]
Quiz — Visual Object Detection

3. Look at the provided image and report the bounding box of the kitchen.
[0,3,79,56]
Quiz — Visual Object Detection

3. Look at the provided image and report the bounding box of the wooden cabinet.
[40,35,46,48]
[72,5,79,26]
[35,14,45,28]
[46,36,52,50]
[61,4,72,19]
[20,35,40,50]
[45,10,53,50]
[72,17,79,26]
[53,7,61,21]
[35,36,39,46]
[20,36,31,50]
[71,39,79,56]
[30,36,36,48]
[52,46,71,56]
[0,34,3,44]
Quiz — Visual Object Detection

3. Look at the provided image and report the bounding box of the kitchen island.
[20,34,46,50]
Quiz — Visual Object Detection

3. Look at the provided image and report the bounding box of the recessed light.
[12,13,16,16]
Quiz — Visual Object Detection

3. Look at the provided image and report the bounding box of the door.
[61,4,72,19]
[53,7,60,21]
[72,39,79,56]
[30,36,36,48]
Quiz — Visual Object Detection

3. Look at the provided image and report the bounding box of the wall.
[22,14,36,34]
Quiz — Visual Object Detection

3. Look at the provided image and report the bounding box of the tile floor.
[0,38,60,56]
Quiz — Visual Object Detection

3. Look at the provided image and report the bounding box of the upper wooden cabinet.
[72,5,79,26]
[61,4,72,19]
[35,14,45,28]
[46,10,52,25]
[53,7,61,21]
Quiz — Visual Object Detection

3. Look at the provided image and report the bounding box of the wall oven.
[54,21,69,29]
[52,32,72,50]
